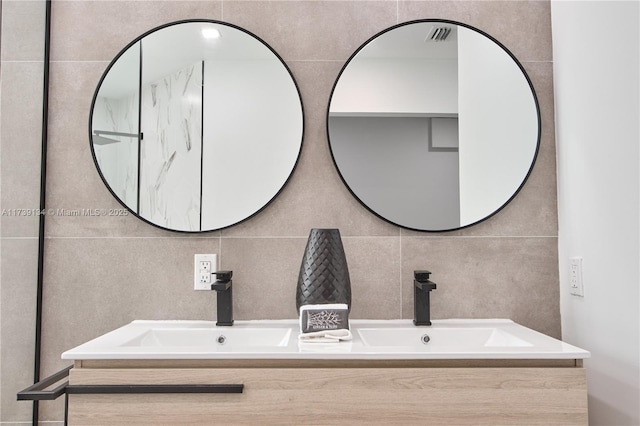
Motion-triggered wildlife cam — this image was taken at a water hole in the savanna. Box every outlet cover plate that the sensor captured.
[194,254,217,290]
[569,257,584,297]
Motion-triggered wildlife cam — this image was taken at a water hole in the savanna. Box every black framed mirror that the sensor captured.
[90,20,304,232]
[327,19,540,232]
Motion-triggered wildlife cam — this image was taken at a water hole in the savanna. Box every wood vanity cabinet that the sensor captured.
[67,358,587,425]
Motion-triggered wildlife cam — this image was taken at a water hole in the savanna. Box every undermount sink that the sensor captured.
[121,327,292,348]
[356,327,533,348]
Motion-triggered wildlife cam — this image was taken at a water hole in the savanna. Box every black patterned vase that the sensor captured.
[296,228,351,313]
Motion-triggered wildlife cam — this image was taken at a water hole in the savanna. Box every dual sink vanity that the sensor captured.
[20,14,587,425]
[57,319,589,425]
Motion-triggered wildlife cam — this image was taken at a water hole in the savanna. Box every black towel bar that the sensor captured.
[18,365,244,424]
[18,365,244,401]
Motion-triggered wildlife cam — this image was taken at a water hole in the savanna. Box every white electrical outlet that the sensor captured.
[194,254,217,290]
[569,257,584,297]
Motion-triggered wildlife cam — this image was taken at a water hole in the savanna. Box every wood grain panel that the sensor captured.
[68,367,587,425]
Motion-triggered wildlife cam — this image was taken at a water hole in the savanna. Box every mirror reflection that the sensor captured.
[328,20,540,231]
[91,21,304,232]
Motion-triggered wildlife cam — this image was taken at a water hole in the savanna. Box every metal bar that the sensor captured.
[64,393,69,426]
[93,130,139,138]
[18,365,244,401]
[19,382,244,399]
[18,381,69,401]
[34,0,52,422]
[18,366,72,401]
[65,384,244,395]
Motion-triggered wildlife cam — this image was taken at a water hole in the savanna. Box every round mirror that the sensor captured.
[327,20,540,232]
[90,20,304,232]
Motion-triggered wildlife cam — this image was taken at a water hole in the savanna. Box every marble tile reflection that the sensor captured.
[92,94,139,208]
[139,63,202,231]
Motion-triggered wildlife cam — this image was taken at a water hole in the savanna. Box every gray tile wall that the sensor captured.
[1,0,558,422]
[1,0,46,422]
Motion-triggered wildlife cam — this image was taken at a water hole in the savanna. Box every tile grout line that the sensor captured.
[1,60,47,63]
[33,60,110,63]
[33,235,560,240]
[0,237,41,240]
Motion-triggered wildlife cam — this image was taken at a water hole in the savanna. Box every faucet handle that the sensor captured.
[215,270,233,282]
[211,270,233,291]
[414,270,432,282]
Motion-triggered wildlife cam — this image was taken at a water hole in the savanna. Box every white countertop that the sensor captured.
[61,319,590,361]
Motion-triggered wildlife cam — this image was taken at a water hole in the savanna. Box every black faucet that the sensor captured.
[414,270,436,326]
[211,271,233,326]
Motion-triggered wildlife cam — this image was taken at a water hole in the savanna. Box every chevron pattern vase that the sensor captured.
[296,228,351,313]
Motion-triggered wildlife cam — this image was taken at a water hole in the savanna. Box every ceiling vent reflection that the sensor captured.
[426,26,452,42]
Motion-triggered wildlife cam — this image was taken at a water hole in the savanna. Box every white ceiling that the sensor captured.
[98,22,278,99]
[357,22,458,60]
